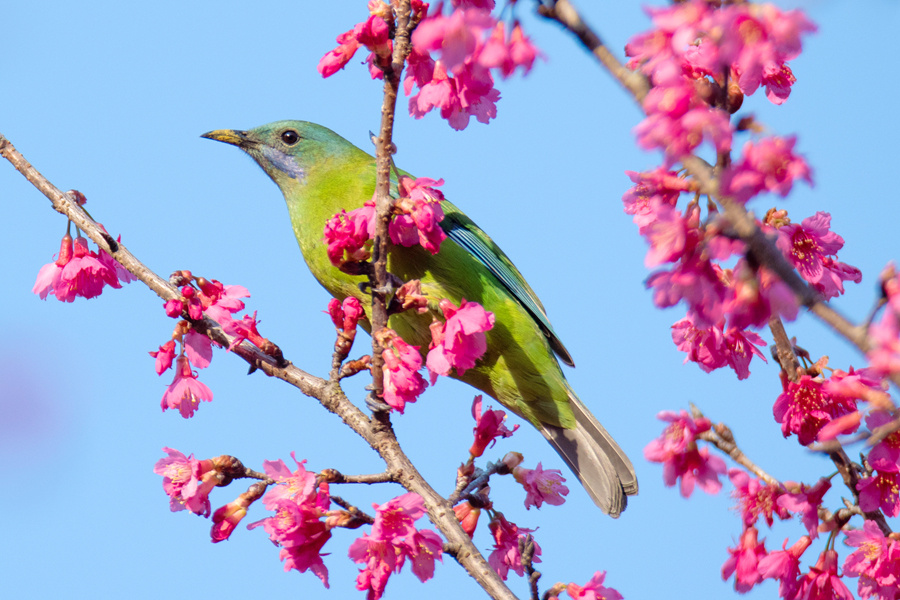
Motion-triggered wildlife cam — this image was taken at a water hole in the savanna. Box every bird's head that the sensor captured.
[201,120,354,191]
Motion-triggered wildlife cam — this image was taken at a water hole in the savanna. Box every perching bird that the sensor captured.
[202,121,637,516]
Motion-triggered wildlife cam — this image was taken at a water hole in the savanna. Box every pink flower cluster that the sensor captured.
[722,136,812,204]
[323,176,447,269]
[33,231,135,302]
[843,520,900,600]
[248,455,334,586]
[488,512,541,580]
[856,411,900,518]
[724,530,857,600]
[348,492,443,600]
[627,1,816,108]
[426,298,494,381]
[390,176,447,253]
[772,373,858,446]
[317,9,399,79]
[376,328,428,413]
[626,166,860,378]
[407,3,539,130]
[318,1,541,130]
[644,410,726,497]
[152,272,261,418]
[768,211,862,301]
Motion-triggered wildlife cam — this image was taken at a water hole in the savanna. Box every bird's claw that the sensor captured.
[365,391,392,413]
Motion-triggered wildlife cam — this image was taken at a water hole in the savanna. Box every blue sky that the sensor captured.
[2,1,899,599]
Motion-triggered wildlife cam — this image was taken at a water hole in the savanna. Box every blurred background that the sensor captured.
[2,0,898,598]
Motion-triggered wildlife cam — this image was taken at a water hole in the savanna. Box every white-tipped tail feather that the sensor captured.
[539,393,637,517]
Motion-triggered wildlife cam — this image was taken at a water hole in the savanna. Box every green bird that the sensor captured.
[202,121,637,516]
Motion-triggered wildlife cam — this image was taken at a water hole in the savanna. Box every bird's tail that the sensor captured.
[538,390,638,517]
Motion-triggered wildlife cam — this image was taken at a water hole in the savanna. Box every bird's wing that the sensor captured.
[439,201,575,367]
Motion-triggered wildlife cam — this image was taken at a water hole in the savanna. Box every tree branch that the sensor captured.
[533,0,900,391]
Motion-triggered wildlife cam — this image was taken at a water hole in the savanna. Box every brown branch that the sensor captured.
[2,127,518,599]
[536,0,649,102]
[690,405,780,487]
[319,469,395,485]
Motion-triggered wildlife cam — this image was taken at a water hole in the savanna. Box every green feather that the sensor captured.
[201,120,637,516]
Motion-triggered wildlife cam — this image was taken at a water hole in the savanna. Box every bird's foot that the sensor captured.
[364,385,392,413]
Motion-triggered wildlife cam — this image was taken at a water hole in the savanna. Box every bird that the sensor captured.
[202,120,637,516]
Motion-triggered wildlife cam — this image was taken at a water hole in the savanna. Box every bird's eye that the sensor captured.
[281,130,300,145]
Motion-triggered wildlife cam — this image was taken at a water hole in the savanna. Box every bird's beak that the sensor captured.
[200,129,249,147]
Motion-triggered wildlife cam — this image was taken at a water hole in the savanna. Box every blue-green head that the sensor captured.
[201,120,358,192]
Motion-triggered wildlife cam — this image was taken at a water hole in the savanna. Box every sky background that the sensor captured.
[2,1,899,599]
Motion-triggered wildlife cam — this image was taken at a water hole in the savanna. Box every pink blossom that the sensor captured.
[408,61,500,130]
[426,298,494,381]
[378,329,428,413]
[857,471,900,517]
[412,7,495,73]
[868,306,900,378]
[843,520,900,600]
[724,326,768,380]
[389,176,447,254]
[56,236,121,300]
[163,298,183,318]
[149,340,177,375]
[348,493,443,600]
[671,316,727,373]
[248,455,332,584]
[514,462,569,509]
[211,493,252,542]
[721,136,812,204]
[866,410,900,473]
[644,410,726,496]
[180,285,203,320]
[758,536,812,600]
[318,29,361,78]
[635,104,732,164]
[160,356,214,418]
[184,329,212,369]
[223,311,269,351]
[647,255,730,329]
[247,498,333,587]
[774,212,861,300]
[642,203,687,267]
[722,526,767,593]
[728,262,799,330]
[328,296,365,332]
[488,513,541,580]
[469,395,517,457]
[153,447,219,517]
[260,454,325,511]
[323,204,374,268]
[478,22,540,78]
[201,281,250,322]
[777,478,831,539]
[795,550,855,600]
[816,411,863,442]
[453,501,480,538]
[728,469,788,528]
[318,15,391,79]
[566,571,623,600]
[773,374,857,446]
[33,233,72,300]
[622,168,692,233]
